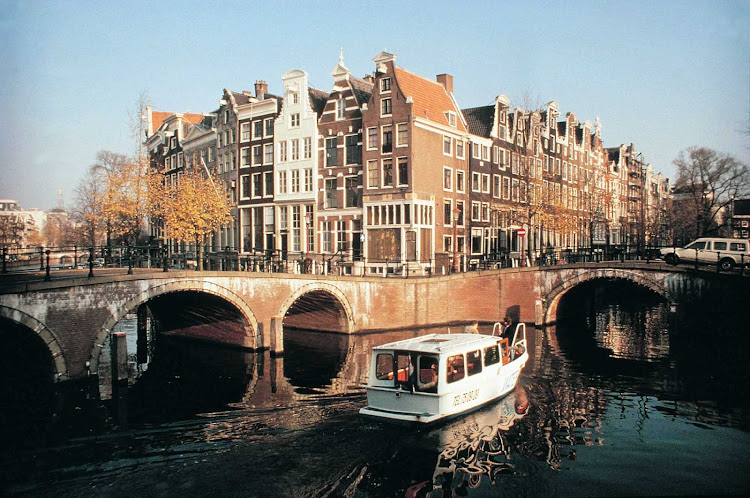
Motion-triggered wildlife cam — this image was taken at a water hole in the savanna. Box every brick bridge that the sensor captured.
[0,263,711,385]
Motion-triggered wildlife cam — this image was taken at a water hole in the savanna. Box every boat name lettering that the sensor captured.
[452,389,479,407]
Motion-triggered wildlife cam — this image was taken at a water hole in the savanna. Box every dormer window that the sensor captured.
[446,111,457,128]
[380,77,391,93]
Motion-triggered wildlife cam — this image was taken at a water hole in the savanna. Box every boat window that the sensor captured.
[375,353,393,380]
[417,355,439,393]
[446,354,465,383]
[484,344,500,366]
[396,352,412,389]
[466,350,482,376]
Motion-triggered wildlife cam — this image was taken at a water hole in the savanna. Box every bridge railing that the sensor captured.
[3,243,747,278]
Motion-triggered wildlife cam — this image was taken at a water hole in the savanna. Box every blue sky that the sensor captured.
[1,0,748,210]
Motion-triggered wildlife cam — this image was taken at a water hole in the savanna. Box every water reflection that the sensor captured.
[406,386,530,497]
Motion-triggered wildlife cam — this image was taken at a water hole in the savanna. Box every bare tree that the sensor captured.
[672,147,749,240]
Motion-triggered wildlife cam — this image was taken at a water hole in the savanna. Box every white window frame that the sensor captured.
[443,136,452,156]
[443,166,453,191]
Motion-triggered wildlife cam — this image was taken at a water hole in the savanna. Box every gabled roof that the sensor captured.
[350,75,373,107]
[150,111,172,133]
[462,105,494,138]
[308,87,330,115]
[394,66,467,132]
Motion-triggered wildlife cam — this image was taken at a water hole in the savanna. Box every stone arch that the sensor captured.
[543,268,673,325]
[0,305,69,382]
[278,282,355,334]
[89,279,260,373]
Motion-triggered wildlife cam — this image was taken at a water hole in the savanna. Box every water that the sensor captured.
[2,288,750,497]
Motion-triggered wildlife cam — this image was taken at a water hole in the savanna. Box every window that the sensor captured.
[290,92,299,104]
[241,123,249,143]
[346,134,361,164]
[472,172,480,192]
[326,137,338,166]
[325,178,338,208]
[493,146,499,163]
[278,171,287,194]
[731,242,747,251]
[263,144,273,164]
[252,145,262,166]
[252,172,262,198]
[482,145,489,161]
[443,136,452,155]
[456,140,464,158]
[304,169,313,192]
[336,220,347,252]
[446,354,465,383]
[365,160,378,188]
[303,137,312,159]
[456,170,465,193]
[240,147,251,168]
[375,353,393,380]
[481,202,489,222]
[446,111,457,127]
[264,118,274,137]
[471,228,482,254]
[382,159,393,187]
[345,176,360,207]
[381,97,392,116]
[444,199,453,226]
[279,142,287,162]
[394,122,408,147]
[337,97,346,119]
[382,125,393,154]
[471,201,480,221]
[484,345,500,366]
[397,157,408,186]
[455,200,464,226]
[290,113,300,127]
[443,167,453,190]
[472,143,480,159]
[264,171,273,197]
[208,146,215,162]
[367,127,378,149]
[512,178,519,201]
[322,221,332,252]
[290,170,300,194]
[493,175,501,198]
[291,139,300,161]
[240,175,251,199]
[380,77,391,92]
[253,120,262,139]
[417,355,439,393]
[481,174,490,193]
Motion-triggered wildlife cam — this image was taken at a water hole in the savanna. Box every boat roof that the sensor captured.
[372,333,500,355]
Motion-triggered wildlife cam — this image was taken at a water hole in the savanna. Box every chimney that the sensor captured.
[436,73,453,94]
[363,74,374,84]
[255,80,268,99]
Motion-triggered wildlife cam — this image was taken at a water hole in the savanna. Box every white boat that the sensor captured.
[360,323,529,423]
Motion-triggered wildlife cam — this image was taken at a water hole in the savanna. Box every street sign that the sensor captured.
[517,228,527,237]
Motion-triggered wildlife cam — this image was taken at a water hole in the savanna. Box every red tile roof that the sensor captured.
[151,111,204,134]
[394,66,466,132]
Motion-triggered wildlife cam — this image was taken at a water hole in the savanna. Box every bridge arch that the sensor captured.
[543,268,674,325]
[89,279,260,373]
[0,305,69,382]
[278,282,355,334]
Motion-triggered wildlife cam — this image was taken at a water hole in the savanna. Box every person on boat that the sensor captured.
[463,320,479,334]
[501,316,516,340]
[420,362,438,391]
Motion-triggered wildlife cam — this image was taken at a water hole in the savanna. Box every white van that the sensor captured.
[661,237,749,271]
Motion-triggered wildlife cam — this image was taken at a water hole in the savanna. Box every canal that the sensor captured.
[2,281,749,496]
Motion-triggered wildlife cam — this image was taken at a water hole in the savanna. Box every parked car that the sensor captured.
[660,237,749,271]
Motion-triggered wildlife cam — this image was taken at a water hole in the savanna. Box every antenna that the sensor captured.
[57,188,64,210]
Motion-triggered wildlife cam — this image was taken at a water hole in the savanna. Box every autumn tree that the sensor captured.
[148,165,232,270]
[671,147,749,241]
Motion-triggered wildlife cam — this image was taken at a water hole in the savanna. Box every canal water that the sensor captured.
[2,283,749,497]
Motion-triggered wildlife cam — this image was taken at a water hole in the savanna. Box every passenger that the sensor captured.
[421,363,438,391]
[502,316,516,341]
[463,321,479,334]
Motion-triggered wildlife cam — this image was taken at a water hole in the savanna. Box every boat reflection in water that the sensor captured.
[406,385,530,497]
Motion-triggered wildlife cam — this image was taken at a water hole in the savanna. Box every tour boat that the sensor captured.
[359,323,529,423]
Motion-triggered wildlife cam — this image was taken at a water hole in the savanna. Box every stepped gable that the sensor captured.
[462,105,494,138]
[393,66,466,132]
[308,87,330,115]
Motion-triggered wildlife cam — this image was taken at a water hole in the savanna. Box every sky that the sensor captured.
[1,0,748,211]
